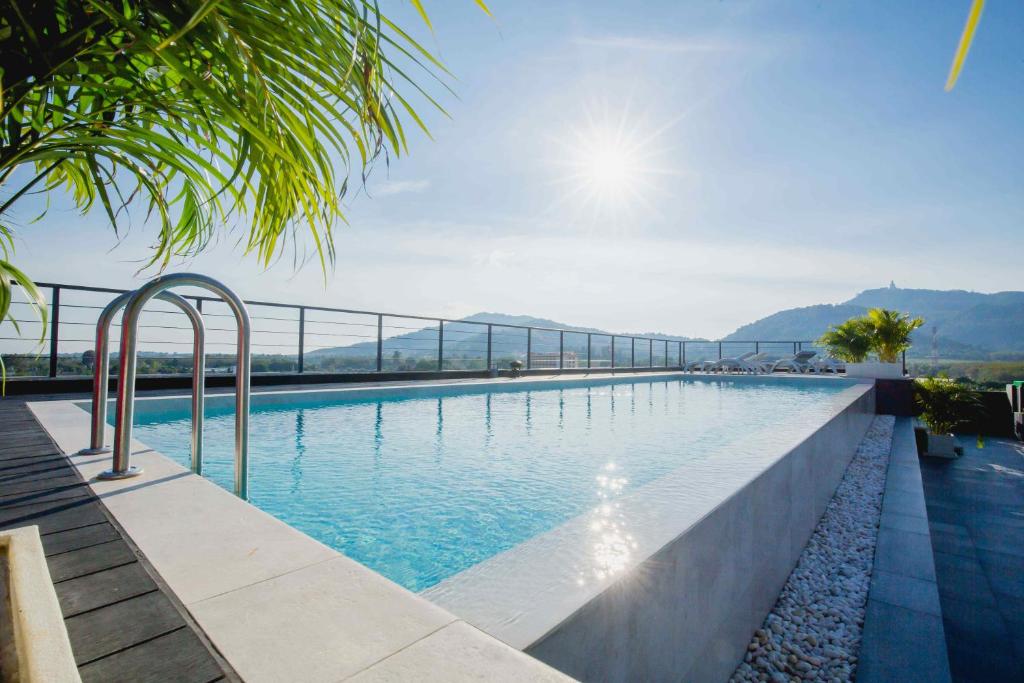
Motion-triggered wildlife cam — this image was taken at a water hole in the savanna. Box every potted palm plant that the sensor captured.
[915,377,981,458]
[861,308,924,378]
[820,308,923,379]
[818,318,873,366]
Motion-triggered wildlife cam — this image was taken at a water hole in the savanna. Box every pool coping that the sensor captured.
[29,371,867,682]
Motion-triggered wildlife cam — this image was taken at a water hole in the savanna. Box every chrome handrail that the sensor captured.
[100,273,252,499]
[80,291,206,475]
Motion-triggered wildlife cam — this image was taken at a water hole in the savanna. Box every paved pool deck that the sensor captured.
[920,435,1024,682]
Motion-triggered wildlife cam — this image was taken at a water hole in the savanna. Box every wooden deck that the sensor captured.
[0,400,235,682]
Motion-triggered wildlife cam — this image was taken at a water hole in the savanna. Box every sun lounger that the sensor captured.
[706,351,757,373]
[770,350,817,374]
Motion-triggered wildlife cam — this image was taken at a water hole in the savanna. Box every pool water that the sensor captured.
[130,377,853,591]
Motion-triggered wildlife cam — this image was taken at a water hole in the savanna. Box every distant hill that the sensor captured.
[308,312,695,360]
[308,287,1024,363]
[723,286,1024,360]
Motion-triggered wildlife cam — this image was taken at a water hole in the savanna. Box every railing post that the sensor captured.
[48,286,60,377]
[631,338,635,368]
[611,337,615,369]
[587,333,592,369]
[718,341,722,360]
[793,341,797,354]
[649,338,653,368]
[559,330,564,370]
[297,306,305,373]
[664,340,668,368]
[902,350,907,376]
[438,320,444,371]
[487,324,493,370]
[680,341,685,368]
[376,314,383,372]
[755,341,759,355]
[526,327,532,370]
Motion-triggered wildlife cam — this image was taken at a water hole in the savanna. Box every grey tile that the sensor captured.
[934,563,997,608]
[932,550,984,576]
[869,569,941,616]
[875,527,937,582]
[929,521,970,537]
[858,599,951,683]
[940,595,1013,648]
[946,642,1024,683]
[930,528,979,560]
[882,491,928,520]
[881,510,930,535]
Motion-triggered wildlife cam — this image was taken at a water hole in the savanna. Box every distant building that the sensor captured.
[889,280,897,289]
[529,351,578,369]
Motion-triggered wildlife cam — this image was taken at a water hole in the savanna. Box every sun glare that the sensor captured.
[551,107,674,220]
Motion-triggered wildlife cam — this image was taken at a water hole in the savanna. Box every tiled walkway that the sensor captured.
[920,436,1024,683]
[0,400,235,682]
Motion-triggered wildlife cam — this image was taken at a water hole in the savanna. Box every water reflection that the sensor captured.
[289,409,307,494]
[577,460,636,586]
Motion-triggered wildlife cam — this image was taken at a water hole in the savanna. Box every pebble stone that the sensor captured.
[730,416,894,683]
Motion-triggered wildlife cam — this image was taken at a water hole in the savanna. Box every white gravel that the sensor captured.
[730,415,894,683]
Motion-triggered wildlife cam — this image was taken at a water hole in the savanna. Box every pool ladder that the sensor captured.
[81,274,253,499]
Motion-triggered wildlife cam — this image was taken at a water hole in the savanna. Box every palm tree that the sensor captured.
[0,0,487,359]
[866,308,924,363]
[818,318,874,363]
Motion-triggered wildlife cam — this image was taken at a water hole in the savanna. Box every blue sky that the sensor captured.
[9,1,1023,339]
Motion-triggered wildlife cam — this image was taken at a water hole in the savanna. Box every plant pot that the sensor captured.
[926,432,958,459]
[845,362,903,379]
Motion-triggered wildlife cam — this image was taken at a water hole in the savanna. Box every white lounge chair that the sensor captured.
[809,356,845,374]
[706,351,757,373]
[770,350,817,374]
[738,352,773,374]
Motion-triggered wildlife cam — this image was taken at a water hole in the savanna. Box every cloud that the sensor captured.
[372,179,431,197]
[572,35,736,53]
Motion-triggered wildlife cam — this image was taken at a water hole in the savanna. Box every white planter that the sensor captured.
[844,362,903,379]
[926,432,958,458]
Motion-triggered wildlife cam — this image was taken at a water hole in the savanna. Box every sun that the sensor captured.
[550,108,673,219]
[575,127,642,199]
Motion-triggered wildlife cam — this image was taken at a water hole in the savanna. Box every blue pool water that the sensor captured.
[130,377,853,591]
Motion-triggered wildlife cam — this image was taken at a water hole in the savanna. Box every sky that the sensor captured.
[7,1,1023,340]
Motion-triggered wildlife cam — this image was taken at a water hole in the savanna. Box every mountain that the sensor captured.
[308,312,695,360]
[308,287,1023,363]
[723,286,1024,359]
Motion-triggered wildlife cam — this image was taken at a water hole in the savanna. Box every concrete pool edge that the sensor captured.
[27,399,573,682]
[83,369,857,417]
[424,379,876,681]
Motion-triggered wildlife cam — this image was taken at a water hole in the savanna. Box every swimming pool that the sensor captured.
[128,375,857,592]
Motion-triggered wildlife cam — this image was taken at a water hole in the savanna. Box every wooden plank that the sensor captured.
[0,498,108,535]
[0,454,69,472]
[77,627,225,683]
[56,563,157,618]
[65,591,186,665]
[0,449,66,464]
[0,460,74,481]
[0,467,82,487]
[0,481,91,508]
[42,523,121,556]
[0,473,82,498]
[47,539,137,583]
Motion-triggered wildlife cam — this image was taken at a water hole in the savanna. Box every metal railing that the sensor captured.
[2,281,830,380]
